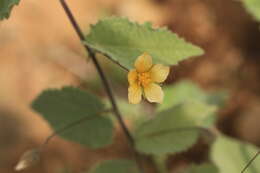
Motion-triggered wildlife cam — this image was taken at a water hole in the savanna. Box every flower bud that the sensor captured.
[14,148,40,171]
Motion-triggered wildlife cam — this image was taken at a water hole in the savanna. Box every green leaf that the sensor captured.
[32,87,113,148]
[59,115,113,148]
[32,87,104,128]
[88,160,140,173]
[158,80,228,112]
[183,163,219,173]
[104,97,143,119]
[104,97,148,129]
[85,17,204,69]
[210,135,260,173]
[243,0,260,21]
[134,101,216,155]
[0,0,20,20]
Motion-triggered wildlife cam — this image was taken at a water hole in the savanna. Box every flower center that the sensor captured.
[138,72,152,87]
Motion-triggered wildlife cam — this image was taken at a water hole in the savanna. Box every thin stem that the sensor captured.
[59,0,133,146]
[241,151,260,173]
[153,155,168,173]
[40,109,112,149]
[94,50,129,71]
[59,0,144,172]
[59,0,128,72]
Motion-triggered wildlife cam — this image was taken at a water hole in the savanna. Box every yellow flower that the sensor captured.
[128,52,170,104]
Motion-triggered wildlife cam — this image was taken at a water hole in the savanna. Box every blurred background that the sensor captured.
[1,0,260,172]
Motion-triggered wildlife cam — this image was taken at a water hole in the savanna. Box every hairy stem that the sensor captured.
[59,0,144,172]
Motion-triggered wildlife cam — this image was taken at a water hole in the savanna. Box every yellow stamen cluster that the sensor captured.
[138,72,152,87]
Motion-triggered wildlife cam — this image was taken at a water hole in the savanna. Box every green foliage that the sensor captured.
[32,87,113,148]
[211,135,260,173]
[32,87,104,128]
[58,116,113,148]
[0,0,20,20]
[88,160,140,173]
[85,17,204,70]
[104,97,144,119]
[243,0,260,21]
[158,80,228,112]
[183,163,219,173]
[134,101,216,155]
[104,97,148,129]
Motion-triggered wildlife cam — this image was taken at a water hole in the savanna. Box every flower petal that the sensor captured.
[134,52,153,73]
[150,64,170,83]
[128,69,138,85]
[128,84,142,104]
[144,83,164,103]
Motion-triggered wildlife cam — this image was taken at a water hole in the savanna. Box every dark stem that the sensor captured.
[59,0,144,172]
[241,151,260,173]
[59,0,134,146]
[59,0,128,72]
[93,50,129,71]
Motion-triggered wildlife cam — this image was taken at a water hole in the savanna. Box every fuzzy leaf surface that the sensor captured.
[211,135,260,173]
[134,101,216,155]
[32,87,113,148]
[183,163,219,173]
[158,80,228,112]
[85,17,204,69]
[88,160,140,173]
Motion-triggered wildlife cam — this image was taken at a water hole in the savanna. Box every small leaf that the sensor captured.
[134,101,216,155]
[210,135,260,173]
[0,0,20,20]
[85,17,204,70]
[183,163,219,173]
[32,87,113,148]
[243,0,260,21]
[158,80,228,112]
[88,160,140,173]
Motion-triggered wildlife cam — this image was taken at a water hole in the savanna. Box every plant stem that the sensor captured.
[59,0,144,172]
[153,155,168,173]
[241,150,260,173]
